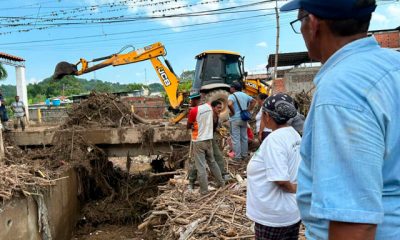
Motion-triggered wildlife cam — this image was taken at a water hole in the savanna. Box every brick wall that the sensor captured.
[374,31,400,49]
[273,78,286,93]
[123,96,166,119]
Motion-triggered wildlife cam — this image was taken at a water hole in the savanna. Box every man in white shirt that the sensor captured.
[187,92,224,195]
[11,95,26,131]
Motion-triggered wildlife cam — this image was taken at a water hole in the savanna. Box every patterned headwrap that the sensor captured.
[262,93,297,124]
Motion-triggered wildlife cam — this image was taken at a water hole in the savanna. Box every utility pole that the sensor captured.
[272,0,280,93]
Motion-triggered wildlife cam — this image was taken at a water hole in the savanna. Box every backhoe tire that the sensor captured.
[205,90,230,122]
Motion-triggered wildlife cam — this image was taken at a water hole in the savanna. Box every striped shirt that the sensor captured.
[11,101,25,117]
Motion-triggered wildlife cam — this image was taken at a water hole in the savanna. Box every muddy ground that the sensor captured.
[73,224,158,240]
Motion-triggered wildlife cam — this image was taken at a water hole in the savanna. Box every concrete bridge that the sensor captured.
[7,124,191,157]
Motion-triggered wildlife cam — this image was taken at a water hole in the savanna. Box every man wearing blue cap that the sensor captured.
[281,0,400,239]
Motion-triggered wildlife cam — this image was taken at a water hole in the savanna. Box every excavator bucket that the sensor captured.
[53,61,78,80]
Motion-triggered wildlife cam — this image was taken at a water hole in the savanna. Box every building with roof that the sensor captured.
[266,26,400,94]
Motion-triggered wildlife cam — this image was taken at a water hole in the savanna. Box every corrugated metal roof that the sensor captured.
[369,26,400,34]
[0,52,25,62]
[267,52,317,68]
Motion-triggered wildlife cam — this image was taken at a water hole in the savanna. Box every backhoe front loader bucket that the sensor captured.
[53,61,78,80]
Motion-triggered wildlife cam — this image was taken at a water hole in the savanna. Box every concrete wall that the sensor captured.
[9,125,191,157]
[0,168,80,240]
[29,108,69,124]
[284,67,320,94]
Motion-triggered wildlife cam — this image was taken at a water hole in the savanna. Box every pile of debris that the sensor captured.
[0,137,59,201]
[0,92,161,202]
[139,165,254,240]
[140,159,306,240]
[0,129,108,202]
[62,91,150,128]
[294,89,313,117]
[0,163,55,201]
[0,91,184,239]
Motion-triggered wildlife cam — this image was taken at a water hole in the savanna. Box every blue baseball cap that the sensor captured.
[188,91,201,99]
[281,0,376,19]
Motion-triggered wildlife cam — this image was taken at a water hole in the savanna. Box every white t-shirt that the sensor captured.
[255,109,272,133]
[246,126,301,227]
[187,103,213,142]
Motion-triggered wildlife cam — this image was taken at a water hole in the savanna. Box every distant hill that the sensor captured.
[0,76,164,104]
[0,69,195,104]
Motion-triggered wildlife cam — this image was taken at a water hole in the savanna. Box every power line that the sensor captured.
[0,0,275,35]
[3,16,285,49]
[0,0,273,22]
[0,12,277,46]
[1,0,393,48]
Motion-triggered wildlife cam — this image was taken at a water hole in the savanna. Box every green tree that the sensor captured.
[126,83,146,92]
[0,84,16,97]
[178,81,192,93]
[148,83,164,93]
[0,64,7,80]
[180,70,195,82]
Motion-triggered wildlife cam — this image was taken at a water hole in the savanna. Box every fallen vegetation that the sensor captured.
[62,91,151,128]
[142,171,253,240]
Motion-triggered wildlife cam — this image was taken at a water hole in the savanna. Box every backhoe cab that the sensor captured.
[193,51,270,119]
[193,51,245,93]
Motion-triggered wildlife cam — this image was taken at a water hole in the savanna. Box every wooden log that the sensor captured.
[235,174,243,183]
[230,194,246,203]
[169,178,189,185]
[150,171,181,178]
[179,216,207,240]
[138,217,153,230]
[174,218,190,225]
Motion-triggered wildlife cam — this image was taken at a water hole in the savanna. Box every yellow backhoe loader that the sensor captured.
[53,42,270,123]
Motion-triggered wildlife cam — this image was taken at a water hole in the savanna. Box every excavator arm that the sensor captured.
[53,42,183,110]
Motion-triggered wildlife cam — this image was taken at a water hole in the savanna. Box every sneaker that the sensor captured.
[200,190,209,196]
[187,183,194,192]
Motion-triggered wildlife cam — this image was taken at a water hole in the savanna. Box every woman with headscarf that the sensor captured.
[246,93,302,240]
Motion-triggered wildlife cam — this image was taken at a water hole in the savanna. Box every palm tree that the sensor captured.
[0,64,7,80]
